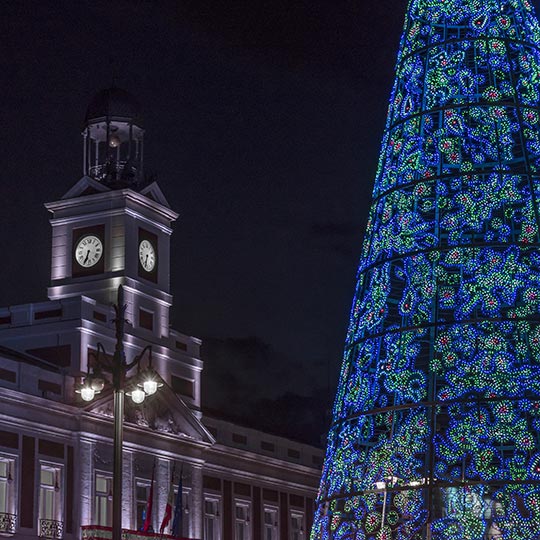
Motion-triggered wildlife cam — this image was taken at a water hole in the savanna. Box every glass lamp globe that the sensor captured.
[109,134,121,148]
[91,377,105,392]
[80,387,95,402]
[143,380,159,395]
[130,388,146,404]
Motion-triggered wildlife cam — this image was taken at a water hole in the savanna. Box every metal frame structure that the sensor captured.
[312,1,540,539]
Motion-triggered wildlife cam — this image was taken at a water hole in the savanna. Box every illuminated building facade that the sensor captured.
[312,1,540,539]
[0,88,322,540]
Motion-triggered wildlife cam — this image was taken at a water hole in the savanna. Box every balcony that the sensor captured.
[39,519,64,539]
[0,513,16,534]
[81,525,197,540]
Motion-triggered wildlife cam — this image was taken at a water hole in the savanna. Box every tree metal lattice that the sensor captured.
[312,1,540,539]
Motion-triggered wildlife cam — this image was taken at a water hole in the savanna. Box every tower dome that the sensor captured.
[82,87,145,188]
[85,87,143,126]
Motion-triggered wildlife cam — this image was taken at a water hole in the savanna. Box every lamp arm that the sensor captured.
[126,345,153,371]
[94,342,112,371]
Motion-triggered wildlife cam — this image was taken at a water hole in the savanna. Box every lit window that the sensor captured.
[94,474,112,526]
[235,502,250,540]
[204,498,220,540]
[290,513,304,540]
[263,507,278,540]
[38,464,63,538]
[0,457,16,533]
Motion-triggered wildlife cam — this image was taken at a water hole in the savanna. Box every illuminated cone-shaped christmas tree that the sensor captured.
[312,1,540,539]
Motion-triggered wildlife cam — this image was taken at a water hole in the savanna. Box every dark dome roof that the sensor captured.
[85,87,143,125]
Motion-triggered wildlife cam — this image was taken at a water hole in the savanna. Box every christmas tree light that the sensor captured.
[312,1,540,539]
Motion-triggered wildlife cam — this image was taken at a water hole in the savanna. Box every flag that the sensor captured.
[143,462,155,532]
[160,466,176,533]
[171,465,183,537]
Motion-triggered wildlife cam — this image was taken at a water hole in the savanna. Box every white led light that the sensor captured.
[143,380,158,395]
[80,387,95,402]
[130,388,146,404]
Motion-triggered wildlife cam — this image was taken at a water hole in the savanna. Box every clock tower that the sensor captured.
[45,87,179,339]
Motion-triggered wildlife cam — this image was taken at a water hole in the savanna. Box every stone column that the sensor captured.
[79,439,94,526]
[155,458,170,532]
[122,451,134,529]
[190,464,203,539]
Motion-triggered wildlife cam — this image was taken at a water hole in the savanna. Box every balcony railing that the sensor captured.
[81,525,197,540]
[0,513,17,534]
[39,519,64,539]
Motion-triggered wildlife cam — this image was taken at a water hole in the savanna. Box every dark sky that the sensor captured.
[4,1,540,444]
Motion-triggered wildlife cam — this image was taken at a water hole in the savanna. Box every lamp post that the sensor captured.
[76,286,162,540]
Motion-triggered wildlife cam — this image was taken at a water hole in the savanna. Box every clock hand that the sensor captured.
[84,250,90,263]
[145,254,149,265]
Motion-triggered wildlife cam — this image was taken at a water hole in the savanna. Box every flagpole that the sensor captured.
[171,463,184,539]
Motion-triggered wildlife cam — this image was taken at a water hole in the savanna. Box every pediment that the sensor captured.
[139,182,171,208]
[86,377,214,445]
[62,176,111,200]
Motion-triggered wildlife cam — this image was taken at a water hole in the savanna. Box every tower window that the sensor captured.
[175,341,187,351]
[139,309,153,331]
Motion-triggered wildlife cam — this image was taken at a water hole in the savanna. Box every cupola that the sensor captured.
[82,87,144,188]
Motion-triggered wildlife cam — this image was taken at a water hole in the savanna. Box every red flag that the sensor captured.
[142,463,155,532]
[160,476,175,533]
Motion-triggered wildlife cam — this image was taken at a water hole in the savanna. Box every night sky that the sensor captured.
[4,1,540,445]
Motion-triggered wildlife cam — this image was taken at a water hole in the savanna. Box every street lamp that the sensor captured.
[76,286,162,540]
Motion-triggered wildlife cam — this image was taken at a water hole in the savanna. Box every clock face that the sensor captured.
[75,235,103,268]
[139,239,156,272]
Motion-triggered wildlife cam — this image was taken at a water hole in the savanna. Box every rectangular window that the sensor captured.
[0,368,16,383]
[0,456,16,532]
[136,482,151,532]
[93,311,107,322]
[175,341,187,351]
[204,497,220,540]
[171,375,194,398]
[290,513,304,540]
[232,433,247,445]
[260,441,275,452]
[263,507,278,540]
[287,448,300,459]
[235,502,250,540]
[139,309,154,331]
[38,463,63,537]
[94,474,112,527]
[34,309,62,320]
[38,380,62,395]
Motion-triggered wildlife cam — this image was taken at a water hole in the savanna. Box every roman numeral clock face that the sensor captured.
[75,235,103,268]
[139,239,156,272]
